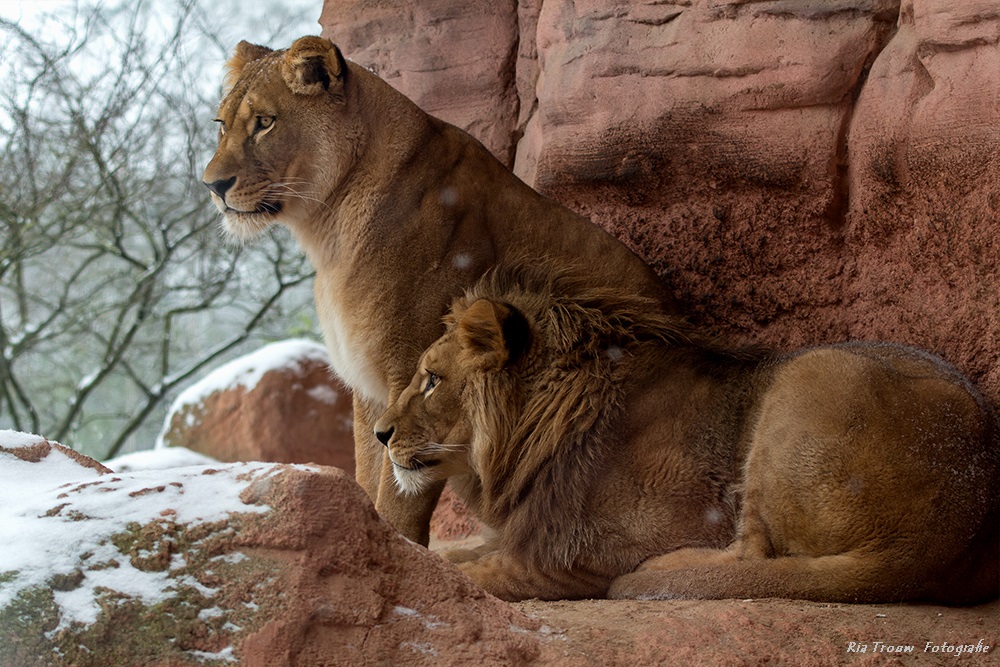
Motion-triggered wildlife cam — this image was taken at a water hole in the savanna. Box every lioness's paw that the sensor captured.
[636,547,736,572]
[439,547,481,564]
[607,571,682,601]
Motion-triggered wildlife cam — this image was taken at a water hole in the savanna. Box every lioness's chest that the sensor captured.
[314,274,389,404]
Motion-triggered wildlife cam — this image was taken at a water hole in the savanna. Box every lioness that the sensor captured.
[201,37,672,544]
[375,264,1000,603]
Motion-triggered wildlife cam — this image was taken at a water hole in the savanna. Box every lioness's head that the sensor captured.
[202,36,356,241]
[374,298,531,495]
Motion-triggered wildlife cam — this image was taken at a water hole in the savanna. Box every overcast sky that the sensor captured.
[0,0,321,52]
[0,0,323,114]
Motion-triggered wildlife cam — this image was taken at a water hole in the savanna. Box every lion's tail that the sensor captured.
[607,547,999,606]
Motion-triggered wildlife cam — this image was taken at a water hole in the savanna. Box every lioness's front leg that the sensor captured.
[354,395,443,545]
[458,552,609,601]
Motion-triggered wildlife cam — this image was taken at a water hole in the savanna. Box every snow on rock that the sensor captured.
[0,429,48,449]
[156,339,356,474]
[0,435,549,666]
[1,429,112,474]
[155,338,332,449]
[0,440,275,631]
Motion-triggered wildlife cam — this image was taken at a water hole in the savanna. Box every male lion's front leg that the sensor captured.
[457,552,609,602]
[353,395,443,545]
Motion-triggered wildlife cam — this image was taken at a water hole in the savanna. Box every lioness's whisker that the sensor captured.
[265,181,333,212]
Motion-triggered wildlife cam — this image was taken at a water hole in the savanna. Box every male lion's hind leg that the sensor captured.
[608,552,920,604]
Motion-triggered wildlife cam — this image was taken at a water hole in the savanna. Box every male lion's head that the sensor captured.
[374,298,531,496]
[202,36,355,241]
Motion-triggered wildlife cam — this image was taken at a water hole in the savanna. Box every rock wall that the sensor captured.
[320,0,1000,404]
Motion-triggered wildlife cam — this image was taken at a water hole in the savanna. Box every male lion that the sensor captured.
[201,37,672,545]
[374,264,1000,603]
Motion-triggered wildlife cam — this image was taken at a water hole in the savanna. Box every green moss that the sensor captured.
[48,569,84,592]
[110,520,177,572]
[0,586,61,667]
[1,513,286,665]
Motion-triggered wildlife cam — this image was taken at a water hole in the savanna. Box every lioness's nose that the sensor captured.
[375,426,394,447]
[204,176,236,199]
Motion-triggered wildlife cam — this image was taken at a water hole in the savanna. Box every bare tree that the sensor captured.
[0,1,316,459]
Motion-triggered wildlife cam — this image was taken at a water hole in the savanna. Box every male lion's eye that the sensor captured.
[254,115,275,133]
[423,372,440,394]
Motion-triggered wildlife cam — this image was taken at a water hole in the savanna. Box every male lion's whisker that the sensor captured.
[423,442,463,454]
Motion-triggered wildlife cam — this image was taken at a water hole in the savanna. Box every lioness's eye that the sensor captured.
[423,372,440,394]
[254,115,275,133]
[213,118,226,136]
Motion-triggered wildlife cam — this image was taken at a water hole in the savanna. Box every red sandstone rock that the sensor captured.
[845,0,1000,396]
[0,439,547,666]
[517,598,1000,666]
[321,0,521,165]
[320,0,1000,407]
[0,430,112,474]
[430,483,483,542]
[158,340,355,475]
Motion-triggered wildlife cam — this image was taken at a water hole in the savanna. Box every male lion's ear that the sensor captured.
[458,299,530,371]
[225,41,273,93]
[282,36,347,102]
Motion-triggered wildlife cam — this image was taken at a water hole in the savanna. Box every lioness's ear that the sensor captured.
[225,41,273,93]
[282,36,347,102]
[458,299,530,371]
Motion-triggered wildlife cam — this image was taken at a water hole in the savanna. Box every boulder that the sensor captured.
[0,430,547,666]
[158,340,355,475]
[319,0,1000,405]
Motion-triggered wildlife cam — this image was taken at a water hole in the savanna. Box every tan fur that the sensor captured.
[202,37,672,545]
[376,264,1000,603]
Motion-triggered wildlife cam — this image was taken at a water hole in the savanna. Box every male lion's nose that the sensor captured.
[375,426,394,447]
[204,176,236,200]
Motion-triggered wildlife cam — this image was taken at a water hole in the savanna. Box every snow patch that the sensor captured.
[391,604,448,630]
[213,552,249,565]
[0,429,48,449]
[104,446,220,472]
[306,385,339,405]
[187,646,237,663]
[198,606,225,621]
[401,641,438,657]
[0,444,281,632]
